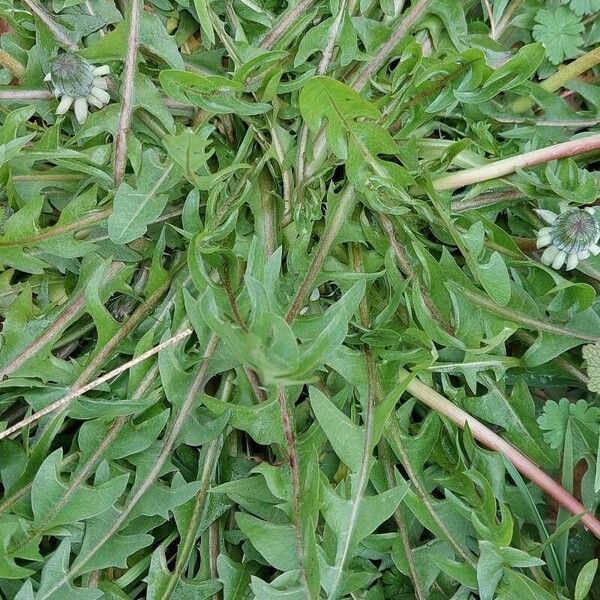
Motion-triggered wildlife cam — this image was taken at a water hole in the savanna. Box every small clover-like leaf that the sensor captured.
[568,0,600,16]
[532,7,584,64]
[538,398,600,449]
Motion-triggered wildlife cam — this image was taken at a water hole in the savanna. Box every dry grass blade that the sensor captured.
[0,328,193,441]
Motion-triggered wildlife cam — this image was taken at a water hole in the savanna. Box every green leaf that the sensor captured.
[0,285,60,374]
[575,559,598,600]
[235,513,299,572]
[321,482,408,561]
[251,573,307,599]
[35,539,103,600]
[81,9,183,68]
[107,179,168,244]
[78,410,169,461]
[478,252,511,306]
[217,554,254,600]
[77,506,153,574]
[5,2,600,598]
[139,10,185,69]
[582,343,600,393]
[298,76,380,158]
[159,70,271,115]
[107,150,172,244]
[455,44,545,103]
[309,386,364,472]
[497,570,561,600]
[201,393,286,446]
[538,398,600,450]
[477,541,545,600]
[162,130,213,181]
[0,198,47,273]
[128,474,202,521]
[31,450,128,529]
[295,281,365,376]
[1,134,36,166]
[568,0,600,16]
[0,516,38,579]
[145,546,221,600]
[192,0,215,45]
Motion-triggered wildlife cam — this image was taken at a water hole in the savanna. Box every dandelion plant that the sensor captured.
[1,0,600,599]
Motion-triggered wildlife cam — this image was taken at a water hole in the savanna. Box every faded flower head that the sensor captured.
[44,53,110,125]
[535,206,600,271]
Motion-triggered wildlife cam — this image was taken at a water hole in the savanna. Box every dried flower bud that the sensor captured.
[44,54,111,125]
[536,206,600,271]
[50,53,95,99]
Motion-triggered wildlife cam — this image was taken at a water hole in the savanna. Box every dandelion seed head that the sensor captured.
[536,206,600,271]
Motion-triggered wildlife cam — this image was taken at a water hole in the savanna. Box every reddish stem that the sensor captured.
[406,374,600,539]
[434,133,600,190]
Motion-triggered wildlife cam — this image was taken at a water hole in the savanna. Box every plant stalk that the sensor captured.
[433,133,600,191]
[512,47,600,113]
[113,0,141,186]
[0,51,25,78]
[404,372,600,539]
[260,0,318,49]
[21,0,77,50]
[0,89,53,100]
[0,327,193,440]
[351,0,433,90]
[460,287,600,344]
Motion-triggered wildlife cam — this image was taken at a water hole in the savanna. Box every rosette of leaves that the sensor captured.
[0,0,599,599]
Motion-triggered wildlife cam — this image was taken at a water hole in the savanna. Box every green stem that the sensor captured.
[351,0,433,90]
[379,440,428,600]
[493,0,524,40]
[276,384,306,579]
[161,433,225,599]
[0,262,123,381]
[114,0,141,185]
[459,286,600,344]
[384,419,476,565]
[0,208,111,248]
[286,185,357,322]
[451,190,524,213]
[11,173,80,182]
[260,0,318,49]
[512,47,600,113]
[328,245,377,600]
